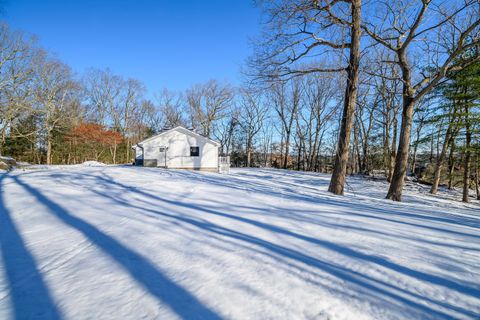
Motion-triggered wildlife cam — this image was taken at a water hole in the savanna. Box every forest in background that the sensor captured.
[0,0,479,202]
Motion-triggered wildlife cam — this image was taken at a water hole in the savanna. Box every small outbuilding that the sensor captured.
[132,126,220,172]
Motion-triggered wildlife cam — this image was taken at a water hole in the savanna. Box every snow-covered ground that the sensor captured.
[0,165,478,319]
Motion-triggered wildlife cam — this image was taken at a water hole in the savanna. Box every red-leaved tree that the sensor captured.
[67,123,124,164]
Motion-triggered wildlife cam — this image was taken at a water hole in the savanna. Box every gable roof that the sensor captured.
[136,126,220,147]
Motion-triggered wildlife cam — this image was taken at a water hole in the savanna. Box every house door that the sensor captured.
[157,146,167,167]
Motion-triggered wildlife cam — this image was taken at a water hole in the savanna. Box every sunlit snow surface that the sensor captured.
[0,166,479,319]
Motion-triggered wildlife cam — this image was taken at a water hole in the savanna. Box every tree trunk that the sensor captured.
[46,133,53,165]
[388,113,398,182]
[126,138,130,164]
[447,138,456,190]
[430,122,453,194]
[429,128,435,164]
[386,96,414,201]
[0,128,6,157]
[411,125,422,174]
[383,115,391,178]
[112,143,117,165]
[279,134,284,168]
[475,155,480,200]
[411,145,418,176]
[310,122,321,171]
[246,136,252,167]
[283,132,291,169]
[297,142,301,171]
[462,151,471,202]
[462,105,471,203]
[362,139,369,174]
[353,123,362,174]
[328,0,361,195]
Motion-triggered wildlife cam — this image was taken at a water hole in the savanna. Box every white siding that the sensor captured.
[139,128,219,170]
[134,146,143,161]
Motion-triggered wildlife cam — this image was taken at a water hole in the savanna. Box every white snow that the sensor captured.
[79,161,107,167]
[15,161,30,166]
[0,166,478,319]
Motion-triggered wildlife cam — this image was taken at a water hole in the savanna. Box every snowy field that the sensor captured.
[0,165,479,320]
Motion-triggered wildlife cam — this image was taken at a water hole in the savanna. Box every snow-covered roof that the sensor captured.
[135,126,220,147]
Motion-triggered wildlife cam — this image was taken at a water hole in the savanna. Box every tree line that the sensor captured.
[0,0,479,202]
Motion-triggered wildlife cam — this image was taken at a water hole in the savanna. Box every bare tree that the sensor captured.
[83,69,147,162]
[251,0,363,195]
[299,74,339,171]
[363,0,480,201]
[83,68,123,126]
[409,97,432,176]
[354,83,377,174]
[187,80,234,137]
[238,89,269,167]
[369,55,402,181]
[462,100,472,202]
[269,81,301,169]
[327,0,362,194]
[0,24,36,155]
[119,78,146,162]
[430,99,460,194]
[214,114,239,156]
[33,52,77,165]
[155,88,186,128]
[259,119,275,167]
[126,99,158,148]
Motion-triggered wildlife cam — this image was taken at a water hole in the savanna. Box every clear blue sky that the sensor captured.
[2,0,261,96]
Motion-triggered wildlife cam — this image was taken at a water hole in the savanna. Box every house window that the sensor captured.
[190,146,199,157]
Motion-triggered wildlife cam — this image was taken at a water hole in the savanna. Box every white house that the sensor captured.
[132,126,220,171]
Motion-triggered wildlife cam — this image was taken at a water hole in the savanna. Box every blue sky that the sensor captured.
[2,0,261,96]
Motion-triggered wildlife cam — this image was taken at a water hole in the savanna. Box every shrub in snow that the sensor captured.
[0,156,16,170]
[0,161,9,171]
[0,156,16,166]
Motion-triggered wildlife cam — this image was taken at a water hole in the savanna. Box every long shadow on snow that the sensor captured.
[0,174,62,319]
[222,199,480,253]
[48,171,478,319]
[218,201,480,253]
[96,172,480,298]
[85,169,480,293]
[11,174,222,320]
[168,169,480,236]
[195,170,480,227]
[78,177,477,319]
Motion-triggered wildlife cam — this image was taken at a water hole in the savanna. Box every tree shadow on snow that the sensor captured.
[0,174,62,319]
[11,174,222,320]
[46,171,479,319]
[167,169,480,232]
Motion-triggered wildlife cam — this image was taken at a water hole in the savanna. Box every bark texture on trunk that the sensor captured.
[462,105,471,203]
[430,122,454,194]
[328,0,361,195]
[388,114,397,182]
[462,152,471,202]
[386,46,415,201]
[475,156,480,200]
[283,134,290,169]
[386,96,414,201]
[46,134,52,165]
[246,137,252,167]
[447,137,456,189]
